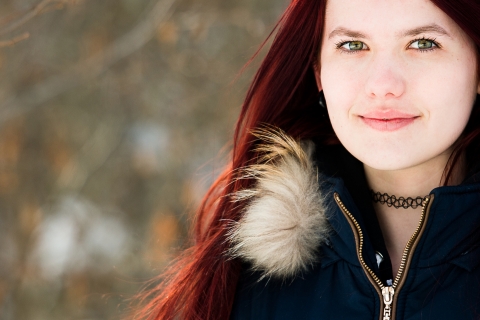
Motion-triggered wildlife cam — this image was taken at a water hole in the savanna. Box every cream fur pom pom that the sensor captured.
[228,128,330,279]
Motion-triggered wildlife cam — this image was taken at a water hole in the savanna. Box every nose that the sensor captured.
[364,54,406,99]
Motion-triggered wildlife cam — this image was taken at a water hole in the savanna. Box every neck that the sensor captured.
[364,151,465,198]
[363,150,465,275]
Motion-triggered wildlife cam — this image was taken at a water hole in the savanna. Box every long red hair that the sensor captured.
[134,0,480,319]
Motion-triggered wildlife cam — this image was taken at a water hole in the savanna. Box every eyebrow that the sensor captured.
[328,23,451,40]
[399,23,450,38]
[328,27,368,40]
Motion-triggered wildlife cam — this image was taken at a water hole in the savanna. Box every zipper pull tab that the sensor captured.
[382,286,395,320]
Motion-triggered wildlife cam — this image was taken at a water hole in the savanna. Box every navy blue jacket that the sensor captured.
[231,146,480,320]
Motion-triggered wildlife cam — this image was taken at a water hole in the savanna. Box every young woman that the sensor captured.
[137,0,480,319]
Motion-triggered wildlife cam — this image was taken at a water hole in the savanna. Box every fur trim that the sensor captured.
[228,127,329,279]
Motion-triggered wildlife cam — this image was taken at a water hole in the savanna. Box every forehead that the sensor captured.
[324,0,453,35]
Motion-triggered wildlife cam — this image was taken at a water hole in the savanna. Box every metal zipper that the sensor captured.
[334,193,433,320]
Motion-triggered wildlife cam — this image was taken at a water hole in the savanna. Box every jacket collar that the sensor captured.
[416,184,480,270]
[325,174,480,274]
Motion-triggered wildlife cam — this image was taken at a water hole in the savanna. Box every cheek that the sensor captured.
[321,62,364,118]
[416,58,477,131]
[428,102,472,148]
[411,46,479,111]
[320,60,366,149]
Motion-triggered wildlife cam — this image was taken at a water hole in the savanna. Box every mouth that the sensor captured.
[359,110,419,132]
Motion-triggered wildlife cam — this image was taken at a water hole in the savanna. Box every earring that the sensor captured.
[318,91,327,109]
[317,91,328,118]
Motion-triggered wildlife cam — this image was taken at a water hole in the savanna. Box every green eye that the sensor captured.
[336,40,369,52]
[410,39,437,50]
[346,41,365,51]
[418,39,432,49]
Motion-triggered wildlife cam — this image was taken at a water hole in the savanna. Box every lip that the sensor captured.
[360,110,419,132]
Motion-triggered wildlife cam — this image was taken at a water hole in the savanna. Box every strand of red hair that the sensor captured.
[131,1,329,319]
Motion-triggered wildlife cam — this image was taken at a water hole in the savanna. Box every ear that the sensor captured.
[313,63,322,91]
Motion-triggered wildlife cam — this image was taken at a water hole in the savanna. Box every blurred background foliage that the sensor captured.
[0,0,287,319]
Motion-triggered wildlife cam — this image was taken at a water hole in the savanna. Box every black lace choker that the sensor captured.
[371,190,428,209]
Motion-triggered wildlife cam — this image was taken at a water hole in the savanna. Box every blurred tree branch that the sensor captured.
[0,0,177,128]
[0,0,72,37]
[55,116,128,194]
[0,32,30,48]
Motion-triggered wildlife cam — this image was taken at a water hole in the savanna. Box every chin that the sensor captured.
[362,161,415,172]
[354,152,426,172]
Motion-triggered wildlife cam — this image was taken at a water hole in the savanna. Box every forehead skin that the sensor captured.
[325,0,436,30]
[322,0,476,51]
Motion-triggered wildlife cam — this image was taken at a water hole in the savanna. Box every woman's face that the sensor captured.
[318,0,480,171]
